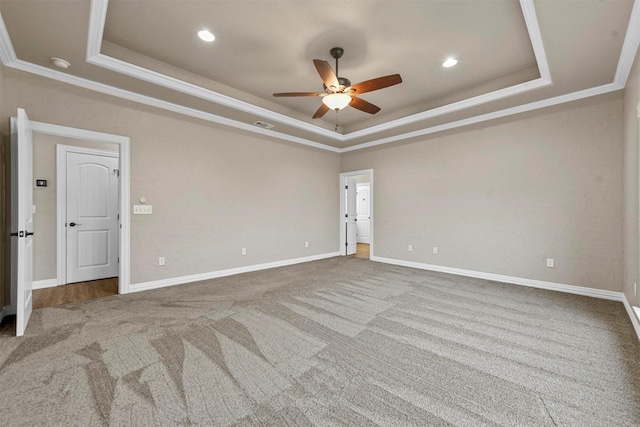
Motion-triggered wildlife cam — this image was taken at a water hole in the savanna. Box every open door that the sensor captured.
[11,109,34,336]
[346,177,357,255]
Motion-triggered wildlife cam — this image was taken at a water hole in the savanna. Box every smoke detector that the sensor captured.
[51,57,70,69]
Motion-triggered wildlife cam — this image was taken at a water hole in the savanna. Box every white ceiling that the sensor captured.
[0,0,638,152]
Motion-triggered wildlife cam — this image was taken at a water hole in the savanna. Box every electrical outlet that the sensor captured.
[408,245,413,252]
[432,247,438,254]
[546,258,554,268]
[305,241,309,248]
[158,257,165,266]
[242,248,247,255]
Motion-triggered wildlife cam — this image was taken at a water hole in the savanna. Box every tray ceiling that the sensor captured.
[0,0,638,152]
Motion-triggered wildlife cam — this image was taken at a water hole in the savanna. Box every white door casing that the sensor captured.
[356,183,370,244]
[346,177,357,255]
[12,109,34,336]
[62,149,119,284]
[339,169,374,257]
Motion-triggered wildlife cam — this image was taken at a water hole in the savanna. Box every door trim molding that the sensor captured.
[30,121,131,294]
[339,169,374,257]
[56,145,119,286]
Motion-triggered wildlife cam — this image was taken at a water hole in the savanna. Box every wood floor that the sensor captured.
[32,277,119,309]
[355,243,370,259]
[31,246,368,310]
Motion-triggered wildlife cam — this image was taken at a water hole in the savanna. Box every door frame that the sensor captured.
[30,120,131,294]
[57,145,120,286]
[339,169,374,256]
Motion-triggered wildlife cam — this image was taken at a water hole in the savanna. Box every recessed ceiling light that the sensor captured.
[197,29,215,42]
[442,57,458,68]
[51,57,70,69]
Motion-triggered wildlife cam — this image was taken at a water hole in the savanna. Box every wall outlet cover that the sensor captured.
[133,204,153,215]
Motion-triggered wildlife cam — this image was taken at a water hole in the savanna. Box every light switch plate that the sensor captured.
[133,205,152,214]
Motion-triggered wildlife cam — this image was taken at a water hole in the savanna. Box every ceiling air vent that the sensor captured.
[252,121,274,130]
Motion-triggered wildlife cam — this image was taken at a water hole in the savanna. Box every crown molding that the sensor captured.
[342,82,622,152]
[0,0,638,153]
[86,0,551,143]
[86,0,341,142]
[5,58,341,153]
[520,0,551,81]
[615,0,640,86]
[0,6,15,64]
[87,0,107,59]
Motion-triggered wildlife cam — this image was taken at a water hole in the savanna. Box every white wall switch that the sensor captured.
[133,205,153,215]
[158,257,165,266]
[242,248,247,255]
[432,246,438,254]
[547,258,554,268]
[305,241,309,248]
[408,245,413,252]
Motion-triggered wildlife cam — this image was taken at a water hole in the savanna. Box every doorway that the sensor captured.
[339,169,373,259]
[56,145,119,286]
[8,109,130,336]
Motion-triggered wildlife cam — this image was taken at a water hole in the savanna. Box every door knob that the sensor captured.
[69,222,81,227]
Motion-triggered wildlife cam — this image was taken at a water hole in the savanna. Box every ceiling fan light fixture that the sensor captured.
[197,29,215,42]
[442,57,458,68]
[322,93,351,111]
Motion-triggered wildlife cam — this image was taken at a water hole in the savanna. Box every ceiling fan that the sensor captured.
[273,47,402,119]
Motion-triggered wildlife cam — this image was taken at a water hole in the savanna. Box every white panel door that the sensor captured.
[356,183,370,244]
[66,152,119,283]
[346,177,357,255]
[12,109,34,336]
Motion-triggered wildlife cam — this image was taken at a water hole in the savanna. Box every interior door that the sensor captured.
[346,177,357,255]
[66,151,119,284]
[11,109,34,337]
[356,183,370,244]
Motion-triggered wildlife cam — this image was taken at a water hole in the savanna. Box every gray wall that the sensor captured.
[0,63,631,298]
[342,92,624,292]
[623,53,640,307]
[32,134,118,281]
[1,67,341,285]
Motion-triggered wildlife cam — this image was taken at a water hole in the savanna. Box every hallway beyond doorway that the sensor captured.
[355,243,370,259]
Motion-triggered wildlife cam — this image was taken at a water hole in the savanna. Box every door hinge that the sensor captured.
[345,185,348,189]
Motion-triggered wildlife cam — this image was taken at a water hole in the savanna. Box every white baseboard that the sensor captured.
[371,256,624,301]
[130,252,341,294]
[32,279,58,290]
[622,295,640,341]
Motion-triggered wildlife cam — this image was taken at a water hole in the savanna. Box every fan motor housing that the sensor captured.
[323,77,351,92]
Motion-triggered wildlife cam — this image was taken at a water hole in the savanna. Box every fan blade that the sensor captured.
[313,59,339,90]
[312,103,330,119]
[348,74,402,95]
[273,92,325,97]
[349,97,381,114]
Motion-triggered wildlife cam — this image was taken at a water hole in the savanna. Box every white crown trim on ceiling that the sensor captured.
[0,0,638,153]
[85,0,554,144]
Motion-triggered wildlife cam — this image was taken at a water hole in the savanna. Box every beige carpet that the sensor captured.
[0,257,639,426]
